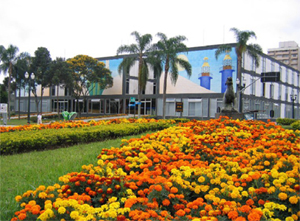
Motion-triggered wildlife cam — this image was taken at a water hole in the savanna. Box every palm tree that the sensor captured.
[215,27,262,112]
[117,31,158,118]
[0,45,19,119]
[13,52,31,119]
[152,33,192,119]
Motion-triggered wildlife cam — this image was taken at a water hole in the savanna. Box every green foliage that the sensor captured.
[276,118,297,125]
[0,122,170,155]
[291,120,300,130]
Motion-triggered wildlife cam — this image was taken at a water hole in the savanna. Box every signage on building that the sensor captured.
[176,102,183,112]
[261,72,280,83]
[0,103,7,113]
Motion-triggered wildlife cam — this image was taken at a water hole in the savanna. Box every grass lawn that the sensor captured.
[0,132,151,221]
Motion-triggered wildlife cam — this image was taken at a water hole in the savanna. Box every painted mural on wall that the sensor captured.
[177,47,237,93]
[90,58,123,95]
[91,47,237,95]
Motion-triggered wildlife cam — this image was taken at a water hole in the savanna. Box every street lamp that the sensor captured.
[25,72,35,124]
[290,94,297,119]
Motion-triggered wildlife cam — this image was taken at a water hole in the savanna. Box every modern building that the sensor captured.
[268,41,300,71]
[15,43,300,120]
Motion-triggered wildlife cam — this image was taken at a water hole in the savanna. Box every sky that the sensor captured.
[1,0,300,82]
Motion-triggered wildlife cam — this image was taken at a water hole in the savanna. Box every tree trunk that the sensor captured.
[7,62,12,120]
[162,59,169,120]
[18,84,21,120]
[137,56,143,119]
[40,87,44,115]
[237,54,242,112]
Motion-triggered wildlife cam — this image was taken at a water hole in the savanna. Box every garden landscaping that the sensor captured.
[1,117,299,221]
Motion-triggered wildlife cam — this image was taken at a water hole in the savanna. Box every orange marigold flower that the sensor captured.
[289,196,298,204]
[228,210,239,220]
[247,212,262,221]
[175,209,185,217]
[278,192,288,200]
[155,185,162,192]
[170,187,178,194]
[18,213,27,220]
[246,199,254,206]
[258,199,265,205]
[235,217,246,221]
[162,199,170,206]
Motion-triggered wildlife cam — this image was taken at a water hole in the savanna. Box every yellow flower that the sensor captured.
[285,217,294,221]
[278,192,288,200]
[70,211,79,219]
[15,195,22,202]
[58,207,66,214]
[198,176,206,183]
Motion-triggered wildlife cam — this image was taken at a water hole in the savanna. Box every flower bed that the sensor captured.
[11,117,300,221]
[0,118,168,133]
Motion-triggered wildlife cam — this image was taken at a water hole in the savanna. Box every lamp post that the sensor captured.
[290,94,297,119]
[25,72,35,124]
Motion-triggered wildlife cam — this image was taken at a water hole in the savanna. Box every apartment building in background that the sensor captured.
[267,41,300,71]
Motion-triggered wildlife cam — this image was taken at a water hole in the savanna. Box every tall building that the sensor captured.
[267,41,300,71]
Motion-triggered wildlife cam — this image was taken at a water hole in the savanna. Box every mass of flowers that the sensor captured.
[11,117,300,221]
[0,117,165,133]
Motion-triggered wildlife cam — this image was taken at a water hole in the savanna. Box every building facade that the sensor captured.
[268,41,300,71]
[15,43,300,120]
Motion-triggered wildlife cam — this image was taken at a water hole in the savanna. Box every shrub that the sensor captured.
[0,122,171,155]
[276,118,297,125]
[291,120,300,130]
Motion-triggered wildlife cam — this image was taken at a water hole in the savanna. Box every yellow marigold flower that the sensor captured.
[241,191,248,197]
[268,186,276,194]
[45,203,52,210]
[15,195,22,202]
[278,192,288,200]
[58,207,66,214]
[39,192,47,199]
[289,196,298,204]
[285,217,294,221]
[264,161,270,166]
[198,176,206,183]
[70,211,79,219]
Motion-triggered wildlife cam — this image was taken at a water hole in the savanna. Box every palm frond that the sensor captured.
[178,58,192,76]
[247,43,263,67]
[215,45,232,60]
[117,57,135,76]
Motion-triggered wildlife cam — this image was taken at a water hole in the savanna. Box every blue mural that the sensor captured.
[178,48,237,93]
[90,58,123,95]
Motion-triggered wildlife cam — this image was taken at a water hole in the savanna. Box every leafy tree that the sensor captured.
[215,28,262,111]
[152,33,192,119]
[30,47,52,114]
[67,55,113,116]
[12,52,31,119]
[47,57,73,118]
[0,44,19,118]
[0,84,8,103]
[117,31,161,118]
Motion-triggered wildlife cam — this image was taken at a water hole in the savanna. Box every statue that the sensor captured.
[221,77,238,113]
[62,111,77,120]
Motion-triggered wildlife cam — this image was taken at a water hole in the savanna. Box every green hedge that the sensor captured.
[0,122,170,155]
[291,120,300,130]
[276,118,297,125]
